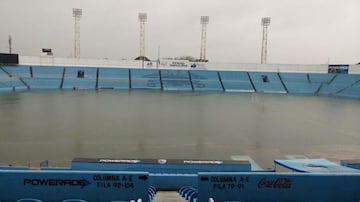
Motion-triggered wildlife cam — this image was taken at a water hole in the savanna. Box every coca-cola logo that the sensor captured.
[257,177,292,189]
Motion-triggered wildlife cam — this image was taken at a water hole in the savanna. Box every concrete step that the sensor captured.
[153,191,186,202]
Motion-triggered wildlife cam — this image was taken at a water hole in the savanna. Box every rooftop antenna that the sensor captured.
[8,35,12,54]
[200,16,209,62]
[73,8,82,58]
[261,17,271,64]
[138,13,147,59]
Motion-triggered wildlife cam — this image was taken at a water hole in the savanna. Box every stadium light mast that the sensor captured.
[200,16,209,62]
[261,17,271,64]
[138,13,147,59]
[73,8,82,58]
[8,35,12,54]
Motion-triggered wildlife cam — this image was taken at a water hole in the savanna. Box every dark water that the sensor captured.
[0,90,360,168]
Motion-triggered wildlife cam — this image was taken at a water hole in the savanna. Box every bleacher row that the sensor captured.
[1,65,360,99]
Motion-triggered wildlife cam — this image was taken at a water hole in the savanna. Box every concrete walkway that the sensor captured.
[153,191,186,202]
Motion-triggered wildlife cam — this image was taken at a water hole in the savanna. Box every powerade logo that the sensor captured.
[24,178,91,188]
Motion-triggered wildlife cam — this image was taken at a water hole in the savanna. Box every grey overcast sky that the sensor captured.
[0,0,359,64]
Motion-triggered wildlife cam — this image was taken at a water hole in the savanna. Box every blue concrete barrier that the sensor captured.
[2,65,30,77]
[248,72,286,93]
[190,70,223,91]
[219,71,254,92]
[62,79,96,90]
[308,73,335,84]
[23,77,61,90]
[18,66,63,90]
[0,77,27,91]
[0,66,28,91]
[318,74,360,96]
[98,68,129,89]
[0,74,14,88]
[336,82,360,99]
[334,75,360,98]
[0,169,150,202]
[161,70,192,91]
[31,66,64,78]
[130,69,161,89]
[197,172,360,202]
[0,67,9,77]
[62,67,97,90]
[0,88,13,92]
[279,73,319,94]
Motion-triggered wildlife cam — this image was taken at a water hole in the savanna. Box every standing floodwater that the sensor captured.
[0,90,359,168]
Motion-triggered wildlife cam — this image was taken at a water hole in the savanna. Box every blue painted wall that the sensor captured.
[0,169,150,202]
[198,172,360,202]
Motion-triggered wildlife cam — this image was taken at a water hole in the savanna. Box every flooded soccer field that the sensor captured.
[0,90,359,168]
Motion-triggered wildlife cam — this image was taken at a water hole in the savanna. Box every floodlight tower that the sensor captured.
[261,17,271,64]
[200,16,209,62]
[73,8,82,58]
[8,35,12,54]
[138,13,147,59]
